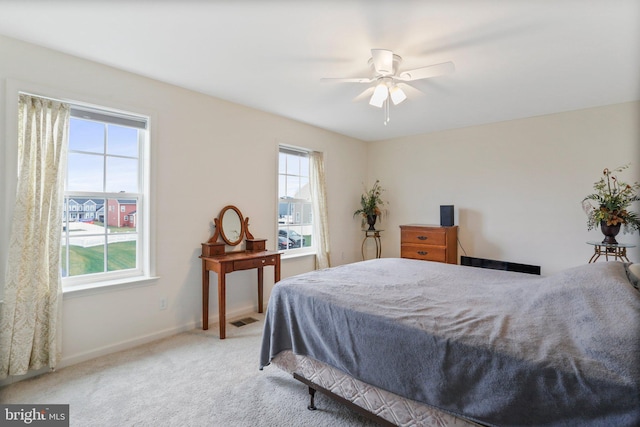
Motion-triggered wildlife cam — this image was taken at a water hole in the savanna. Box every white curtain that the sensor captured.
[310,151,331,269]
[0,94,70,379]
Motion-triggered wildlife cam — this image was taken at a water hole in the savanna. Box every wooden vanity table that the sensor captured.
[199,205,281,339]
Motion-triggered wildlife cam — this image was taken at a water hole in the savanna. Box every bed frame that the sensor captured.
[271,350,480,427]
[293,373,397,426]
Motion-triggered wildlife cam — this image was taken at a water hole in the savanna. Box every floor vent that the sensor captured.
[231,317,259,327]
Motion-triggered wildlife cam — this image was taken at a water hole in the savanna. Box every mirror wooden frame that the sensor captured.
[218,205,245,246]
[207,205,255,248]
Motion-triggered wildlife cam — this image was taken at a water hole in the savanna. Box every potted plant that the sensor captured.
[582,164,640,244]
[354,180,387,230]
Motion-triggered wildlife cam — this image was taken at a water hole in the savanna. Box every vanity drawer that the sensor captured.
[234,257,267,271]
[401,244,446,262]
[400,229,446,246]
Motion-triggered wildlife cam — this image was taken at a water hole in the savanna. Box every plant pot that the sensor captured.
[600,221,621,245]
[366,214,377,231]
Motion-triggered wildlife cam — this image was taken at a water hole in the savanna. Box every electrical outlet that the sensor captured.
[159,298,167,310]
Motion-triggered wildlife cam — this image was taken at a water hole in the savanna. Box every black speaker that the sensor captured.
[440,205,454,227]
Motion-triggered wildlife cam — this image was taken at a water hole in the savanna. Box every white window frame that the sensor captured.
[277,145,315,257]
[1,80,156,300]
[62,104,150,290]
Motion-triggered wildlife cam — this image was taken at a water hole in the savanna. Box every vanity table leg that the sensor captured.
[218,272,226,339]
[257,267,264,313]
[202,261,209,331]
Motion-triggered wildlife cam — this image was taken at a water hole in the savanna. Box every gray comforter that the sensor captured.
[259,258,640,426]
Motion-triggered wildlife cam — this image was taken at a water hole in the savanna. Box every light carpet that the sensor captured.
[0,313,376,426]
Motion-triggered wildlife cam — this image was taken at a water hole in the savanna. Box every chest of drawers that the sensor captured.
[400,224,458,264]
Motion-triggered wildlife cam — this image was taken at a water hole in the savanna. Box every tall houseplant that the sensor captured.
[582,164,640,244]
[354,180,387,230]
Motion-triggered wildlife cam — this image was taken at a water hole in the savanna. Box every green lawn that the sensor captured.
[62,241,136,276]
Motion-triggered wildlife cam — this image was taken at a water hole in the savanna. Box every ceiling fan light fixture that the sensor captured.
[369,83,389,108]
[389,85,407,105]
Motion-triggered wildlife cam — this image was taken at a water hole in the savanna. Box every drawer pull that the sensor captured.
[262,259,266,263]
[417,251,428,255]
[417,236,428,240]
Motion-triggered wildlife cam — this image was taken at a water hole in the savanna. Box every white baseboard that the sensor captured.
[0,304,257,387]
[58,323,195,369]
[60,304,256,368]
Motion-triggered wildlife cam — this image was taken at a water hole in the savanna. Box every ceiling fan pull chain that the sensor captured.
[384,98,390,126]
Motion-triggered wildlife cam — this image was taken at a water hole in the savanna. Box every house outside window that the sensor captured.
[61,104,149,286]
[278,146,313,253]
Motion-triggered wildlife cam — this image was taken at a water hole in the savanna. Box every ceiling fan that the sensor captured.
[321,49,454,124]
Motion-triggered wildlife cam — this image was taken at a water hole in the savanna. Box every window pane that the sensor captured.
[278,152,287,174]
[107,125,138,157]
[106,157,138,193]
[62,197,105,228]
[66,235,105,277]
[302,202,312,225]
[278,200,291,224]
[286,154,300,175]
[278,175,286,199]
[106,199,138,231]
[107,236,137,272]
[279,225,307,248]
[299,156,309,177]
[286,175,300,198]
[67,153,104,192]
[69,118,104,153]
[300,176,310,200]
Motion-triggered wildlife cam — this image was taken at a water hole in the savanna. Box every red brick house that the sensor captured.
[107,199,137,228]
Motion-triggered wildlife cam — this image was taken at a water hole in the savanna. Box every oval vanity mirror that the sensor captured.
[219,205,245,246]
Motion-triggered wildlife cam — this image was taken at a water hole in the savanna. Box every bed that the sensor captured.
[259,258,640,426]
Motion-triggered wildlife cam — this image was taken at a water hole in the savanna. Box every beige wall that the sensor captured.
[1,34,639,378]
[368,101,640,273]
[0,35,367,372]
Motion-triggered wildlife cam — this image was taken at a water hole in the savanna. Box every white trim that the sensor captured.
[0,305,259,387]
[62,275,159,298]
[280,251,316,261]
[62,106,147,283]
[277,144,316,256]
[60,304,257,367]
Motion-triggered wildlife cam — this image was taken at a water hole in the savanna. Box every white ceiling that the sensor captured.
[0,1,638,141]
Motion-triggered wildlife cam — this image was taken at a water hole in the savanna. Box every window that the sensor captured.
[278,147,313,253]
[61,104,149,286]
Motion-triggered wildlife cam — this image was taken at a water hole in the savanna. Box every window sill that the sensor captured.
[62,275,159,299]
[280,250,316,261]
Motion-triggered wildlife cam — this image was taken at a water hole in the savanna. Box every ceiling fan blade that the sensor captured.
[397,61,455,81]
[371,49,394,75]
[396,82,423,97]
[320,77,373,83]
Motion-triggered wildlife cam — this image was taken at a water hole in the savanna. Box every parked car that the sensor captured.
[278,229,305,248]
[278,236,292,250]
